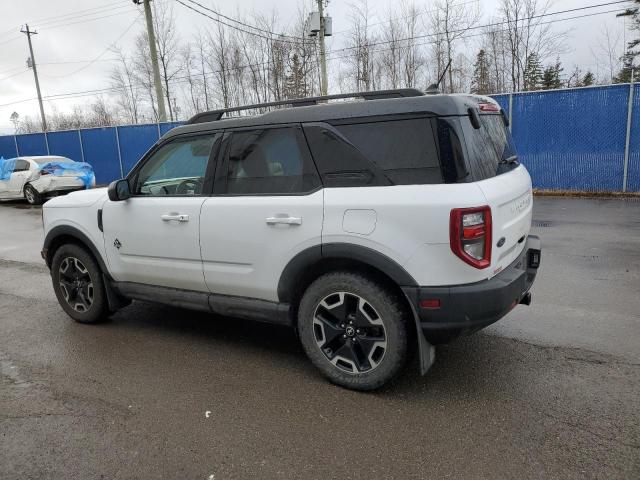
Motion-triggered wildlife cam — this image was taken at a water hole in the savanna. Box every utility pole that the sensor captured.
[317,0,328,96]
[21,24,47,132]
[133,0,167,122]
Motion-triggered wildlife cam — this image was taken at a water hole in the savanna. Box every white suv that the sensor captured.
[41,89,541,390]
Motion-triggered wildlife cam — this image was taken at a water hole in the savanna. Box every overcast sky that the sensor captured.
[0,0,632,133]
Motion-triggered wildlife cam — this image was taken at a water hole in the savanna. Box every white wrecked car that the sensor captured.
[0,155,96,205]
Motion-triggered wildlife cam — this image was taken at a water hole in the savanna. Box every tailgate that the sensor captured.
[475,165,533,278]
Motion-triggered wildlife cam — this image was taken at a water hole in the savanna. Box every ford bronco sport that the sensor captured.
[41,89,541,390]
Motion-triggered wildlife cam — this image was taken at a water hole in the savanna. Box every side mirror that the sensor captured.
[108,179,131,201]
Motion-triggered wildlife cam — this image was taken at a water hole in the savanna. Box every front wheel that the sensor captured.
[24,184,43,205]
[51,244,109,324]
[298,272,409,390]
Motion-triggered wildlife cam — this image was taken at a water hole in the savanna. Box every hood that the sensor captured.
[44,187,108,208]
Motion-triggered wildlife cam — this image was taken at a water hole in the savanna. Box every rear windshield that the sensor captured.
[461,114,517,181]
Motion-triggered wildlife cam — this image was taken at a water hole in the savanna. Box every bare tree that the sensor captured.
[110,48,142,124]
[429,0,481,92]
[132,32,159,122]
[590,23,623,84]
[499,0,567,92]
[152,1,181,121]
[345,0,376,91]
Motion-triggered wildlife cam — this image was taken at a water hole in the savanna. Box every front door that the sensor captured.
[102,133,220,292]
[200,125,323,302]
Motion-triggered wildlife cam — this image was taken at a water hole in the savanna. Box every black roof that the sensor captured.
[164,90,498,140]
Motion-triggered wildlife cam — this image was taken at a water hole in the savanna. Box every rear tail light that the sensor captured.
[450,206,492,269]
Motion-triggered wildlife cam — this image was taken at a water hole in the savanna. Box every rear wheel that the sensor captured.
[24,184,43,205]
[51,244,109,324]
[298,272,409,390]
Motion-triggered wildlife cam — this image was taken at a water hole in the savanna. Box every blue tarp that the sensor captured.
[0,157,16,180]
[0,156,94,188]
[40,161,95,189]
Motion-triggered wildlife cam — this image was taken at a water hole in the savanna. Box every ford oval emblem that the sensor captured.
[497,237,506,247]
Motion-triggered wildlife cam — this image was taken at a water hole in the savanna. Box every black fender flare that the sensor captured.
[277,243,418,303]
[42,225,109,275]
[43,225,130,311]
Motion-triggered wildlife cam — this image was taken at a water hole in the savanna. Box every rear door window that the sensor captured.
[334,118,442,185]
[13,160,30,172]
[223,126,320,195]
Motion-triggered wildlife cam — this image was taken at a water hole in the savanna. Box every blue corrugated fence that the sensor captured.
[0,85,637,191]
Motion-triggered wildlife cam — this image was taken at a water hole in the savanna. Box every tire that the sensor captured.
[24,184,43,205]
[51,243,109,324]
[298,271,409,391]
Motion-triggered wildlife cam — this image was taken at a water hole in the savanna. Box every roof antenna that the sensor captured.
[426,59,452,94]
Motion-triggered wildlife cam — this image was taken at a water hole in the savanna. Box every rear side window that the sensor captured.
[302,125,390,187]
[224,126,320,195]
[335,118,442,185]
[13,160,31,172]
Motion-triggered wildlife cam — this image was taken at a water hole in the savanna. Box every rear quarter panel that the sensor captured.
[322,183,493,286]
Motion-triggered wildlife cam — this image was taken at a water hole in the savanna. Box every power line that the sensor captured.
[173,0,303,44]
[0,69,30,83]
[179,0,303,41]
[331,0,481,36]
[0,1,134,41]
[38,7,140,32]
[327,0,632,56]
[42,14,142,79]
[0,2,628,108]
[33,1,135,28]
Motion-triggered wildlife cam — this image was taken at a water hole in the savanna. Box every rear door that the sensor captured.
[4,159,32,196]
[200,125,323,302]
[102,133,221,291]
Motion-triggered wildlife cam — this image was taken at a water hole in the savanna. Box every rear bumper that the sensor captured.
[403,235,541,333]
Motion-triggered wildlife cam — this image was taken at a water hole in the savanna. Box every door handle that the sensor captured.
[266,216,302,225]
[161,214,189,222]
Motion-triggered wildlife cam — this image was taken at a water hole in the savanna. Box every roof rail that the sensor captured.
[186,88,424,124]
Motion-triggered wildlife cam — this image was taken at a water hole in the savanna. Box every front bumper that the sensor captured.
[403,235,541,333]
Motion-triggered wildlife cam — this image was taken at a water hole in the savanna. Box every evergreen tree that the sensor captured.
[523,52,543,91]
[613,52,635,83]
[284,53,308,99]
[542,58,564,90]
[567,66,584,88]
[618,0,639,57]
[582,71,595,86]
[470,49,492,94]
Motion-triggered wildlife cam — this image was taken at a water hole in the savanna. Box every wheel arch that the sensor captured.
[43,225,109,276]
[278,243,418,308]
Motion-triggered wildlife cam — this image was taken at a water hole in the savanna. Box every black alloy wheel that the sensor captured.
[58,256,94,313]
[313,291,387,374]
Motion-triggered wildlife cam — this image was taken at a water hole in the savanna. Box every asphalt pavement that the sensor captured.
[0,196,638,479]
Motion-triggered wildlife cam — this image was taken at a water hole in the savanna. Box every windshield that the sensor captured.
[462,114,518,181]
